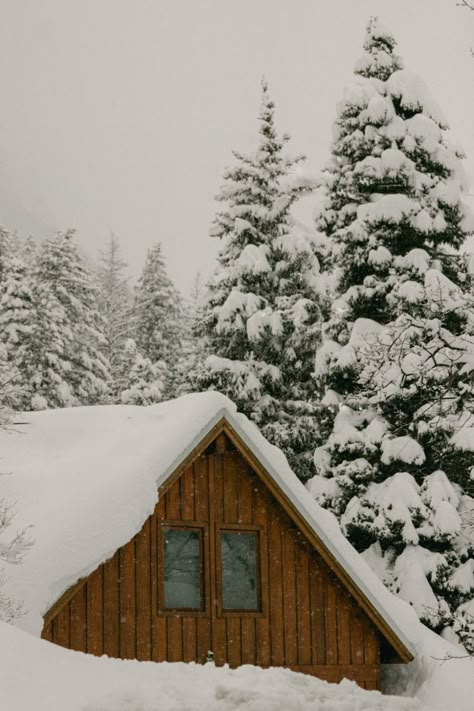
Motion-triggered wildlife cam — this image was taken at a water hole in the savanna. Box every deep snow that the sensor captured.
[0,620,436,711]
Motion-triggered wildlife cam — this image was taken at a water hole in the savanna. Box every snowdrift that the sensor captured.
[0,620,436,711]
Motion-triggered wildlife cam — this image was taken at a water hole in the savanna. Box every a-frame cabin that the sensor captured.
[40,408,414,691]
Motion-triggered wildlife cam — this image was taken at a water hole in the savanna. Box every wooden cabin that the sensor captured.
[40,405,414,691]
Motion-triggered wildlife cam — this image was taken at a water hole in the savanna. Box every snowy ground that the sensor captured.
[1,621,436,711]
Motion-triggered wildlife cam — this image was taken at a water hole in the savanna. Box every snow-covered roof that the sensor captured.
[1,392,416,658]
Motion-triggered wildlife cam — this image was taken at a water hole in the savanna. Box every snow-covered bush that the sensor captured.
[114,338,165,406]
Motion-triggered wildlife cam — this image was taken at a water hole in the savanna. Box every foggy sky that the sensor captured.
[0,0,472,293]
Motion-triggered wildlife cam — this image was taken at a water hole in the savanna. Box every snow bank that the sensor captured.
[0,620,435,711]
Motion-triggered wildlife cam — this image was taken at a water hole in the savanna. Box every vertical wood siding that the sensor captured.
[41,436,381,689]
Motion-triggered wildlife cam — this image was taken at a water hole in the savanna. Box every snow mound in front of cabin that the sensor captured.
[0,621,437,711]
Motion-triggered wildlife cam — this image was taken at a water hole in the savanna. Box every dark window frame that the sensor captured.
[157,521,209,616]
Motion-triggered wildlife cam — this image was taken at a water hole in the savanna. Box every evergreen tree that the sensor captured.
[133,242,181,395]
[0,237,69,411]
[34,230,110,405]
[113,338,166,405]
[198,80,327,479]
[174,273,209,396]
[309,18,474,647]
[0,256,38,409]
[96,234,132,373]
[0,226,13,285]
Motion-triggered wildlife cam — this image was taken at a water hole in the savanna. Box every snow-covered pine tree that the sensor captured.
[198,80,327,479]
[35,230,110,406]
[309,17,474,647]
[0,256,38,409]
[173,273,209,396]
[0,251,76,410]
[113,338,166,405]
[0,227,13,284]
[96,234,132,379]
[133,242,181,396]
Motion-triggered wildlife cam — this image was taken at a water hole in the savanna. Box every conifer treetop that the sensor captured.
[355,16,403,81]
[199,80,325,480]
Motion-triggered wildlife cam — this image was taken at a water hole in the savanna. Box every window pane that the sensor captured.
[163,528,201,609]
[221,532,258,610]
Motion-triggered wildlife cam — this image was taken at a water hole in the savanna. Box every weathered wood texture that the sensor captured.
[42,435,381,689]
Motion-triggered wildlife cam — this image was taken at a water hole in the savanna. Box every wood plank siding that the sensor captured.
[42,432,383,689]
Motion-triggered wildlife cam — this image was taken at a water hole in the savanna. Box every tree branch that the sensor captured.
[457,0,474,10]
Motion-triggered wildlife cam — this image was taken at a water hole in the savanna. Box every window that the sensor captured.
[162,527,203,610]
[220,531,259,611]
[159,524,263,616]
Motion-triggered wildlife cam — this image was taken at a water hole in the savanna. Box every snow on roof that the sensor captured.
[2,391,417,657]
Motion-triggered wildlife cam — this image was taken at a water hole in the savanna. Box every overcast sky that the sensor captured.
[0,0,473,293]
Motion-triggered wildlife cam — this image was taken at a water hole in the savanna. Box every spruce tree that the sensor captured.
[35,230,110,405]
[133,242,181,395]
[198,80,326,479]
[97,234,132,370]
[0,256,38,409]
[309,18,474,647]
[174,273,209,396]
[0,226,13,285]
[0,254,78,411]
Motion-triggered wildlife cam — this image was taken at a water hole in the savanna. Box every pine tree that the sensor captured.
[35,230,110,405]
[133,242,181,395]
[309,18,474,647]
[198,80,327,479]
[96,234,132,374]
[0,256,38,409]
[0,226,13,285]
[113,338,166,405]
[173,273,209,396]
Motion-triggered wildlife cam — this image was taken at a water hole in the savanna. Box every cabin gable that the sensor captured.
[42,425,408,690]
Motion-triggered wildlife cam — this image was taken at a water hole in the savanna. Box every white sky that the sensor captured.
[0,0,473,293]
